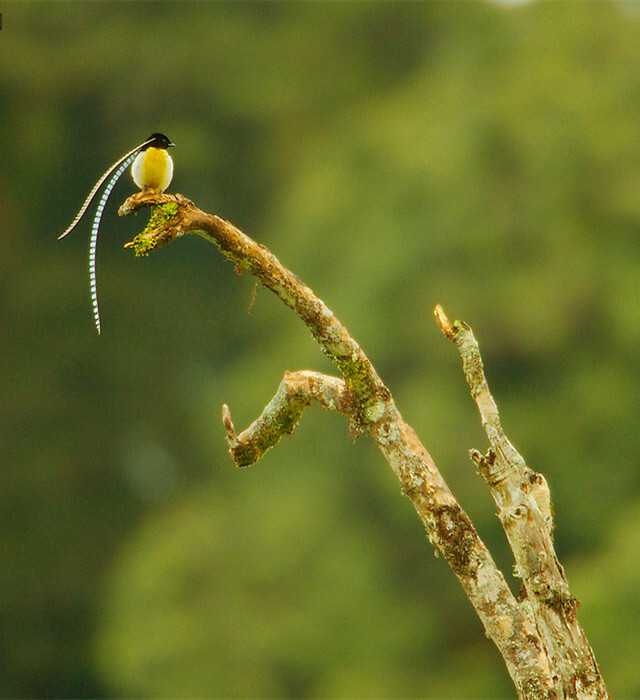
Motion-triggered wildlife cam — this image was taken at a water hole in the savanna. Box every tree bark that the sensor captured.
[120,190,608,699]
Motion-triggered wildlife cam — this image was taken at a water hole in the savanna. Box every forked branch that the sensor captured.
[120,191,607,700]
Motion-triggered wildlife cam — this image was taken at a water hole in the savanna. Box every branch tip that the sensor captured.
[434,304,457,340]
[222,403,238,446]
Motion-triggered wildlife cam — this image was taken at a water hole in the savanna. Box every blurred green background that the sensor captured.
[2,1,640,696]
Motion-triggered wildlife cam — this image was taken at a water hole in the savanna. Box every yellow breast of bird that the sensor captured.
[142,148,168,190]
[133,147,173,192]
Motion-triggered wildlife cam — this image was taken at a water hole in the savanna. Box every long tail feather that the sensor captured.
[58,136,153,240]
[89,151,140,334]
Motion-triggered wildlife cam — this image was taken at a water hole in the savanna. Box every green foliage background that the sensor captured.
[2,1,640,696]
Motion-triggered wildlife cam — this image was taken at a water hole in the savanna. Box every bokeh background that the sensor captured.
[2,1,640,696]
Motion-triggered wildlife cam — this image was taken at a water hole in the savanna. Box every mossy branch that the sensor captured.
[222,370,349,467]
[120,191,608,700]
[120,190,386,430]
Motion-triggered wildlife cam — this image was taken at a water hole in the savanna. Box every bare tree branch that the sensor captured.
[120,191,607,700]
[434,305,607,699]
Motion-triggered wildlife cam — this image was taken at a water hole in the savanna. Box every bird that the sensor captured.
[58,133,176,333]
[131,132,175,193]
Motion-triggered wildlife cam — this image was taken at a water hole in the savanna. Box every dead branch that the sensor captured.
[435,305,606,698]
[120,191,607,700]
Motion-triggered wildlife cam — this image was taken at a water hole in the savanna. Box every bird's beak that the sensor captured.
[168,142,176,148]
